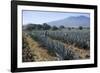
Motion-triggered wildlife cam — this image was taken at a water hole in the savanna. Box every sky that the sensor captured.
[22,10,90,25]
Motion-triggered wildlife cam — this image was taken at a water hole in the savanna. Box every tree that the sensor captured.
[79,26,83,30]
[43,23,51,30]
[52,26,58,30]
[68,27,71,30]
[26,24,36,31]
[59,25,65,29]
[72,27,75,29]
[36,24,43,30]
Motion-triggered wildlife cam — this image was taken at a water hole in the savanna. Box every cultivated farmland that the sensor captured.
[22,24,90,62]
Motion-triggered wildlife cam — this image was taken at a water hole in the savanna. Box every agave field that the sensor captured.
[47,29,90,49]
[22,10,91,62]
[22,28,90,62]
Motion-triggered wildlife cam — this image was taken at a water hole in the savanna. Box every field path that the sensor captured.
[23,32,57,62]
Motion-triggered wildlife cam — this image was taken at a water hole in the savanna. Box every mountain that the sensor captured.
[47,16,90,27]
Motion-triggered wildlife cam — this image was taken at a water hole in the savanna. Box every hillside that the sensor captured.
[48,16,90,27]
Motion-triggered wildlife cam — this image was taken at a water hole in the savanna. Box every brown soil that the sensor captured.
[22,32,57,62]
[64,44,90,59]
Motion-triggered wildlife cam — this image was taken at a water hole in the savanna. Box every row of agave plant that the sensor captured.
[46,30,90,49]
[29,31,80,60]
[31,30,90,49]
